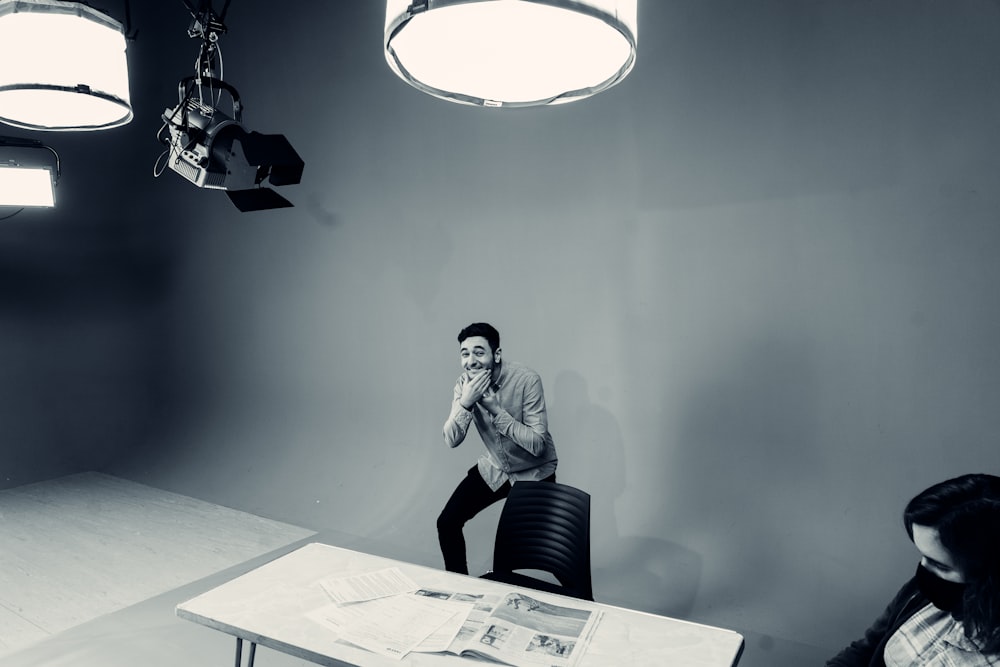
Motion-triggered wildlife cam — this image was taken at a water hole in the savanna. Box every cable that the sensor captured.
[152,147,171,177]
[41,144,61,185]
[0,208,25,221]
[215,44,225,96]
[178,0,199,16]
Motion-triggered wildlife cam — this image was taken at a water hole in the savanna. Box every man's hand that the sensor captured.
[459,370,491,410]
[479,386,501,416]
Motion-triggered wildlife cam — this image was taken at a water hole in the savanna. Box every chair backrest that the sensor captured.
[492,481,592,600]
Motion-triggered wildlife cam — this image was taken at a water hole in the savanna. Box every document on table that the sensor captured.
[307,594,474,660]
[408,589,501,654]
[410,597,477,652]
[318,567,418,605]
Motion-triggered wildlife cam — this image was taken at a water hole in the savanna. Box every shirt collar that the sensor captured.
[937,608,987,653]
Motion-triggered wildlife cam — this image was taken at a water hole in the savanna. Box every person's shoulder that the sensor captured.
[506,360,538,375]
[505,361,544,384]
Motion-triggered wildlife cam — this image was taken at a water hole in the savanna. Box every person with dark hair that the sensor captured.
[437,322,558,574]
[827,473,1000,666]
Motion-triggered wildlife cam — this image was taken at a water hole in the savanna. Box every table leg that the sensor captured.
[234,638,258,667]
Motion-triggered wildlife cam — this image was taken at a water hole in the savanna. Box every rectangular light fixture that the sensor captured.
[0,164,55,206]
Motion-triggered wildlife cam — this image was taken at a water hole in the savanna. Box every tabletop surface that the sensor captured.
[177,542,744,667]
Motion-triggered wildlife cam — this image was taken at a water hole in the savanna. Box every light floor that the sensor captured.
[0,472,314,657]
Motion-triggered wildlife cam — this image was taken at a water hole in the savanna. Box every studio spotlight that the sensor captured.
[0,135,59,208]
[158,77,304,212]
[154,1,303,212]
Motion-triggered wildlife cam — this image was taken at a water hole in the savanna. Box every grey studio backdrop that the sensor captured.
[1,0,998,661]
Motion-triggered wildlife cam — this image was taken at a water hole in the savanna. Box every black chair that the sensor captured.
[481,481,593,601]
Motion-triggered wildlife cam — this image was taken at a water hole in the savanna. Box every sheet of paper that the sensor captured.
[318,567,418,605]
[307,595,462,660]
[404,589,502,653]
[409,598,476,652]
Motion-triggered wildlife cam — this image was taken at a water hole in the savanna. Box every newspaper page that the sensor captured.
[409,589,503,653]
[461,592,602,667]
[306,593,470,660]
[413,589,602,667]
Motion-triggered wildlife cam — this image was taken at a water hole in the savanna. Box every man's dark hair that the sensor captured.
[904,473,1000,652]
[457,322,500,353]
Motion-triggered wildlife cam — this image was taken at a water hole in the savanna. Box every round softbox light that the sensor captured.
[385,0,637,108]
[0,0,132,131]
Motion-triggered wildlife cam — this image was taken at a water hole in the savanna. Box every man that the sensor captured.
[437,322,558,574]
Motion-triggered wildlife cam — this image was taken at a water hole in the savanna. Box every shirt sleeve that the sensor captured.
[825,578,921,667]
[491,373,550,456]
[443,380,474,448]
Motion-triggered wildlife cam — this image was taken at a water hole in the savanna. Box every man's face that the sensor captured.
[459,336,498,376]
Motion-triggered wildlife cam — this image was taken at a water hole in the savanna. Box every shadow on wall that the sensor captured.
[548,370,702,617]
[670,333,821,615]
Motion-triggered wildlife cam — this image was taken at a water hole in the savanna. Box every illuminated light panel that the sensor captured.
[0,0,132,131]
[0,165,55,206]
[385,0,637,107]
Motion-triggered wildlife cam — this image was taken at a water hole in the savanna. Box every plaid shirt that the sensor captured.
[884,602,1000,666]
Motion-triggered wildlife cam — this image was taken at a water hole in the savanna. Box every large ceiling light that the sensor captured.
[384,0,637,107]
[0,0,132,131]
[0,136,59,207]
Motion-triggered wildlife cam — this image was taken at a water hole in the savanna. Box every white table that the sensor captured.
[177,542,744,667]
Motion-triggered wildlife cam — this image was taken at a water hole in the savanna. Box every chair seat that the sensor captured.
[481,570,591,600]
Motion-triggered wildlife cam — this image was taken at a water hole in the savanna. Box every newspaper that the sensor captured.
[307,593,470,660]
[307,574,602,666]
[411,588,603,667]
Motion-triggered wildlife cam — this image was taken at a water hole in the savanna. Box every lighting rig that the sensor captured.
[0,135,60,211]
[155,0,303,212]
